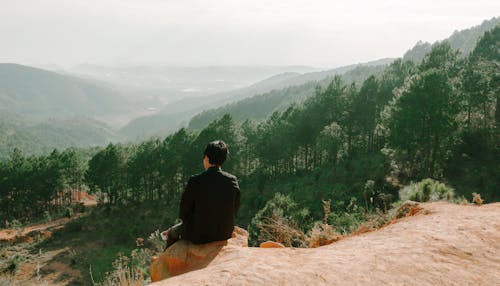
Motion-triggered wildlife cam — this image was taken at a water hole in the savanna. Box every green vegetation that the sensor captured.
[403,17,499,62]
[0,113,118,159]
[248,193,311,247]
[399,179,455,202]
[188,65,388,130]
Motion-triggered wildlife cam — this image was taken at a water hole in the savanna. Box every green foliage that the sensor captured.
[248,193,310,246]
[328,198,367,234]
[399,179,455,202]
[388,43,462,179]
[43,211,52,223]
[64,207,73,218]
[1,254,25,275]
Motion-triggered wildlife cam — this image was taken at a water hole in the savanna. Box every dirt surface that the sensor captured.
[0,217,76,243]
[152,202,500,286]
[0,192,96,242]
[0,193,97,285]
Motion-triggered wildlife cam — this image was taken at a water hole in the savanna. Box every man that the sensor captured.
[163,140,241,249]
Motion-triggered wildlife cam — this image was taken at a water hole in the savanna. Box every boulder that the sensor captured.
[150,226,248,282]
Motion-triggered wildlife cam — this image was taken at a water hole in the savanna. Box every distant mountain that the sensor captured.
[0,112,119,159]
[188,65,387,130]
[0,63,130,123]
[403,17,500,62]
[120,59,392,140]
[68,65,319,106]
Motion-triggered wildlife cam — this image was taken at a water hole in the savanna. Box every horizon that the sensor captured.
[1,1,499,69]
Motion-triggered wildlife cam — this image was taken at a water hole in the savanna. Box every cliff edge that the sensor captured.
[151,202,500,285]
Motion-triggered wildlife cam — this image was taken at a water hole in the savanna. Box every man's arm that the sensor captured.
[232,177,241,217]
[179,176,196,221]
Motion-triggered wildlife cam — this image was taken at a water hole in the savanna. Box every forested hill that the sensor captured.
[403,17,500,62]
[0,112,118,159]
[188,65,386,129]
[0,63,129,120]
[188,17,500,130]
[0,64,129,158]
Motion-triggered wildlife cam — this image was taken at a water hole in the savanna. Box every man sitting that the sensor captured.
[163,140,241,249]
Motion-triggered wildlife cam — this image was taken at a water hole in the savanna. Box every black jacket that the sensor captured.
[179,166,240,244]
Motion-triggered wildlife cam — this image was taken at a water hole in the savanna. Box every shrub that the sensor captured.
[399,178,454,202]
[307,200,342,247]
[256,215,308,247]
[248,193,310,246]
[329,197,366,234]
[9,219,21,228]
[307,223,340,248]
[43,211,52,223]
[64,207,74,218]
[95,229,164,286]
[2,254,25,275]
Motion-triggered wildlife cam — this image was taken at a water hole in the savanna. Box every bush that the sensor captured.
[399,178,454,202]
[307,200,342,248]
[64,207,74,218]
[248,193,310,246]
[2,254,25,275]
[95,230,164,286]
[43,211,52,223]
[329,197,366,234]
[8,219,22,229]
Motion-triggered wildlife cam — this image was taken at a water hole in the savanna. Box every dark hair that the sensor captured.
[203,140,228,166]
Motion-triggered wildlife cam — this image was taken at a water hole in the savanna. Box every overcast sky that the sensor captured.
[1,0,499,69]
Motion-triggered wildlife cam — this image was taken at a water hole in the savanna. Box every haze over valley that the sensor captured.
[1,15,499,157]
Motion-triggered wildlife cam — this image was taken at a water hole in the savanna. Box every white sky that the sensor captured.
[1,0,499,68]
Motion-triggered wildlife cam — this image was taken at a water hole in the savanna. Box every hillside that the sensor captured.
[120,60,390,139]
[152,202,500,286]
[0,63,130,122]
[0,112,119,159]
[403,17,499,62]
[188,64,386,129]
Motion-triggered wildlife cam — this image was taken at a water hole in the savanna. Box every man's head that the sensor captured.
[203,140,228,169]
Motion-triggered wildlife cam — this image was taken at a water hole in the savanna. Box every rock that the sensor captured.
[150,226,248,282]
[151,202,500,286]
[259,241,285,248]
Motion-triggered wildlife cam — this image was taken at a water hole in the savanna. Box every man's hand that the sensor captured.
[160,229,169,241]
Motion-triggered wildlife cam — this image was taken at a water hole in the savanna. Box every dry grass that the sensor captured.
[308,223,342,248]
[472,193,483,206]
[93,230,164,286]
[308,200,342,247]
[94,254,145,286]
[257,215,308,248]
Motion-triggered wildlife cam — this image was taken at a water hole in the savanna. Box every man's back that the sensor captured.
[179,166,240,244]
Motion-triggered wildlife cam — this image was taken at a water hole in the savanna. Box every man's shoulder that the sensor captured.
[220,170,236,179]
[191,168,238,181]
[220,170,238,181]
[188,172,204,183]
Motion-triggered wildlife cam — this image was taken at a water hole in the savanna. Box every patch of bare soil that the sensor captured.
[0,194,98,285]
